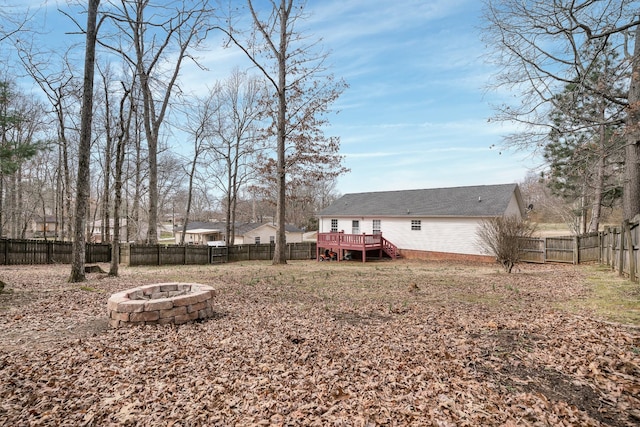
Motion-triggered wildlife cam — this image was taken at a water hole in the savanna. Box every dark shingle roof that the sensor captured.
[317,183,522,218]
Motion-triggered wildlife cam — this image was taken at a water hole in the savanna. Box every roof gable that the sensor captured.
[318,184,524,218]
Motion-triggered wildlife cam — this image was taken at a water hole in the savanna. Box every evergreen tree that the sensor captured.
[0,81,40,175]
[543,47,625,233]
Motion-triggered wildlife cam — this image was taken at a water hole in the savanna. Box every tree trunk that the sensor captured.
[17,166,24,239]
[147,134,158,244]
[624,24,640,220]
[0,170,4,238]
[588,120,607,232]
[109,120,126,275]
[69,0,99,282]
[8,173,16,238]
[180,151,198,246]
[102,101,112,244]
[273,0,288,265]
[129,121,143,242]
[225,155,233,246]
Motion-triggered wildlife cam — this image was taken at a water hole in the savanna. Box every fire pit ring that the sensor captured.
[107,282,215,328]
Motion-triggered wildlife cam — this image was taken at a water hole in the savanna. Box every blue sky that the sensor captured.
[300,0,538,194]
[8,0,540,196]
[178,0,539,195]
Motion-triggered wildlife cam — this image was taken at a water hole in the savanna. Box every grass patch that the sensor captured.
[575,265,640,325]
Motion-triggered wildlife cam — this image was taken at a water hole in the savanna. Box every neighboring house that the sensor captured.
[175,221,304,245]
[316,183,525,260]
[31,215,58,239]
[174,221,225,245]
[303,230,318,242]
[233,223,303,245]
[89,219,130,243]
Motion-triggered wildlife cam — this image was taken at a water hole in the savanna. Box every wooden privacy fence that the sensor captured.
[0,239,111,265]
[123,242,317,266]
[599,219,639,282]
[520,232,601,264]
[0,239,316,266]
[519,216,639,282]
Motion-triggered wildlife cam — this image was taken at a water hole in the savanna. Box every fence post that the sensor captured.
[613,228,618,271]
[625,220,636,282]
[599,229,605,265]
[619,224,625,277]
[120,243,130,266]
[573,236,579,264]
[47,241,52,264]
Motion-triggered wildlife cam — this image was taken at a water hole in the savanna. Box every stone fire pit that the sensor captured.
[107,282,215,328]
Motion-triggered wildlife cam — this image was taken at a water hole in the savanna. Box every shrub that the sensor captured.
[476,216,536,273]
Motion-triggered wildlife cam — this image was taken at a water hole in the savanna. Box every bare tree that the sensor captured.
[285,175,340,230]
[0,3,36,43]
[14,46,81,241]
[96,63,117,244]
[482,0,640,220]
[157,151,187,236]
[476,215,536,273]
[176,87,220,245]
[220,0,348,264]
[100,0,212,244]
[207,70,265,246]
[69,0,100,283]
[125,100,148,243]
[110,78,134,276]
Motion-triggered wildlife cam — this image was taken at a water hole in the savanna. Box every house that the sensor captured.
[174,221,225,245]
[31,215,58,239]
[233,222,304,245]
[174,221,304,245]
[303,230,318,242]
[316,183,525,261]
[89,219,130,243]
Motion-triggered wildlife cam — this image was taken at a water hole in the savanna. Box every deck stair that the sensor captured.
[381,236,399,259]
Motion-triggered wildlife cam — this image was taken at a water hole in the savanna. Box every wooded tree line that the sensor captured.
[483,0,640,233]
[5,0,638,278]
[0,0,345,277]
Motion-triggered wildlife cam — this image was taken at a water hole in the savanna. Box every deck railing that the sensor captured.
[317,231,381,248]
[317,232,398,261]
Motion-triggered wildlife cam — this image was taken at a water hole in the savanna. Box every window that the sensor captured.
[254,236,261,244]
[411,220,421,231]
[269,235,275,244]
[331,219,338,232]
[373,219,381,234]
[352,220,360,234]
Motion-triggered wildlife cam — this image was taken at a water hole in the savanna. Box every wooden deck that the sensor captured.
[316,232,399,262]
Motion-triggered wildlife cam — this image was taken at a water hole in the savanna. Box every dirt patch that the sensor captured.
[471,329,627,426]
[0,261,638,425]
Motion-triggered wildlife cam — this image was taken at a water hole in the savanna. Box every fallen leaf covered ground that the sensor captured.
[0,260,638,426]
